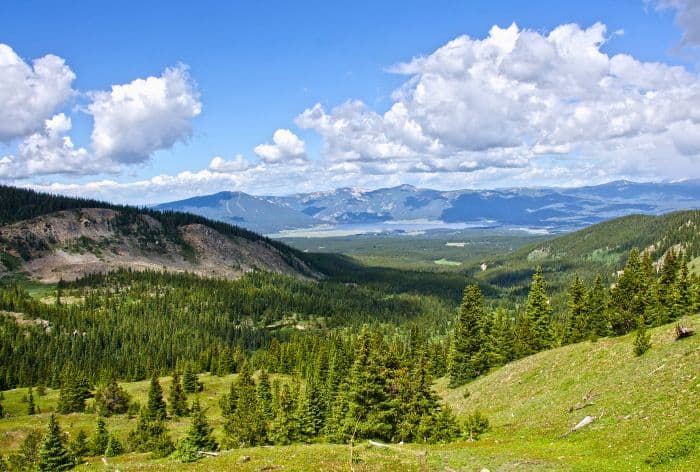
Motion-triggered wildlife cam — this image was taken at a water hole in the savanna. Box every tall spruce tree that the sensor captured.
[37,414,74,471]
[633,317,652,356]
[182,363,201,393]
[609,248,648,334]
[256,368,274,420]
[27,387,36,415]
[490,308,516,364]
[564,274,588,343]
[68,430,89,459]
[297,377,326,441]
[222,362,267,448]
[146,373,167,422]
[448,284,487,387]
[56,363,90,414]
[586,274,610,339]
[524,267,554,350]
[128,373,174,456]
[168,371,188,417]
[90,417,109,456]
[341,328,393,441]
[270,383,301,445]
[185,398,218,451]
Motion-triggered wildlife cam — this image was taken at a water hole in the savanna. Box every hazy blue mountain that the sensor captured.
[154,180,700,234]
[153,191,319,233]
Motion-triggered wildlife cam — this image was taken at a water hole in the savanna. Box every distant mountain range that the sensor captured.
[153,180,700,235]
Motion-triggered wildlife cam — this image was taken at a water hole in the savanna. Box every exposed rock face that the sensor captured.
[0,208,316,282]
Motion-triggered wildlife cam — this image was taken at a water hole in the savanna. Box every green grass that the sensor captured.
[2,316,698,470]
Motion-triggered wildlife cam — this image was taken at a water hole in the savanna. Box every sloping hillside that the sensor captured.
[0,316,696,471]
[478,209,700,295]
[437,314,700,470]
[0,186,316,282]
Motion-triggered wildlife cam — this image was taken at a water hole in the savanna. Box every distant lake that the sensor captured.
[266,219,551,238]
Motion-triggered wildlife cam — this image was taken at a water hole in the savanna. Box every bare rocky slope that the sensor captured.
[0,207,317,282]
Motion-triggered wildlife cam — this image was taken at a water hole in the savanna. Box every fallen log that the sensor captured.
[568,389,595,412]
[675,324,695,340]
[561,415,595,437]
[198,451,220,456]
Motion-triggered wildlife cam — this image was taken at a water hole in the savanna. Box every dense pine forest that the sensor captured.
[0,187,698,470]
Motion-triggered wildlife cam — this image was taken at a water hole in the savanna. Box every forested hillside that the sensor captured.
[477,210,700,300]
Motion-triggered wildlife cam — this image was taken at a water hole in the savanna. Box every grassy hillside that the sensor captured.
[2,315,697,471]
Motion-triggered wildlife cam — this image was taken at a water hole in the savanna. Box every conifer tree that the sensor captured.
[297,377,326,441]
[586,274,610,339]
[448,285,487,387]
[37,414,74,471]
[104,435,123,457]
[127,406,174,457]
[341,328,392,441]
[256,368,274,420]
[168,371,188,417]
[672,254,691,320]
[128,374,174,457]
[182,363,201,393]
[222,362,267,447]
[90,417,109,456]
[514,310,538,358]
[27,387,36,415]
[68,430,89,459]
[56,363,90,414]
[524,267,554,350]
[145,373,167,422]
[185,398,218,451]
[564,274,588,343]
[490,308,516,364]
[609,248,648,334]
[270,383,300,445]
[633,317,652,356]
[8,430,42,471]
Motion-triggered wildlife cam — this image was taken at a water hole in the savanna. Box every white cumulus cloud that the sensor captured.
[297,22,700,183]
[88,65,201,163]
[0,113,115,179]
[208,154,252,173]
[0,44,76,142]
[253,129,307,163]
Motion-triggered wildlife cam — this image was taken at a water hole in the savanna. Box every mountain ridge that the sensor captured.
[154,180,700,234]
[0,186,317,282]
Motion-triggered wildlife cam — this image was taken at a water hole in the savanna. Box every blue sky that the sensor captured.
[1,0,699,203]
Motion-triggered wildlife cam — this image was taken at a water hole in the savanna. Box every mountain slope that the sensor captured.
[155,180,700,234]
[1,316,696,471]
[437,314,700,471]
[0,186,316,282]
[477,209,700,295]
[153,191,320,234]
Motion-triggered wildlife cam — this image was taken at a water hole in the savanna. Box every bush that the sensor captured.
[95,379,131,416]
[633,318,651,356]
[105,435,124,457]
[172,438,201,463]
[463,410,490,440]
